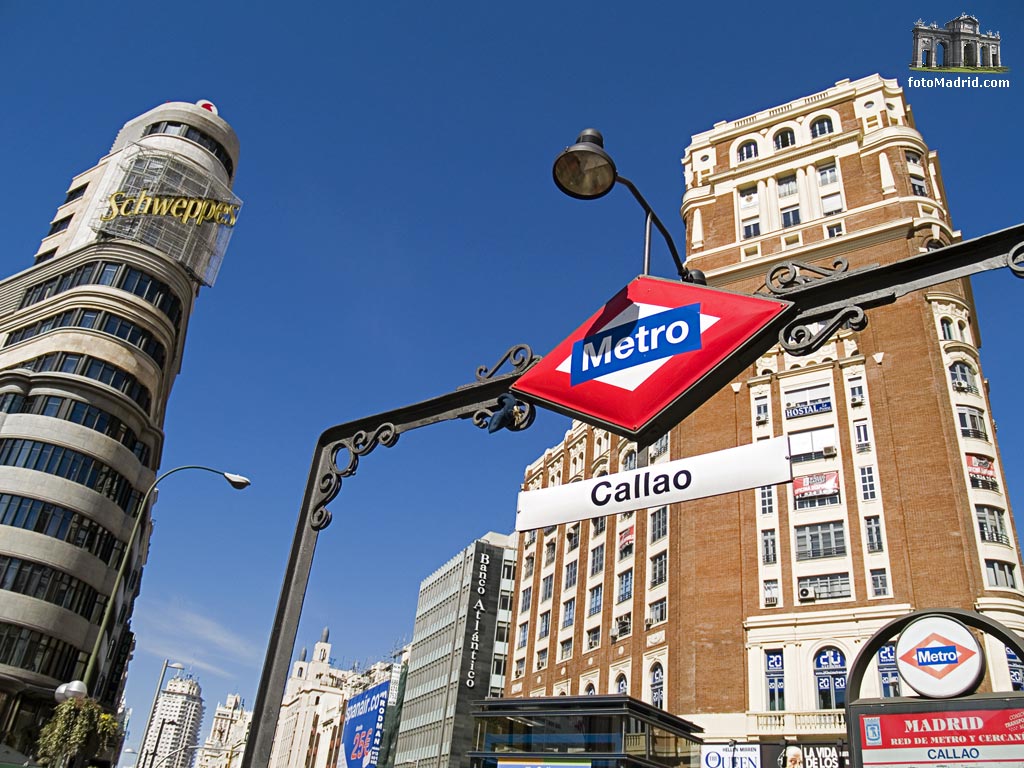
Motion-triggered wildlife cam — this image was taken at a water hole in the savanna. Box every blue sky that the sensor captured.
[1,0,1021,756]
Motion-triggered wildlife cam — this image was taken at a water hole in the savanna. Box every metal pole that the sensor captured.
[138,660,179,768]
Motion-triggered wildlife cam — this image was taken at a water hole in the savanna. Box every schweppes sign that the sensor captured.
[100,189,240,228]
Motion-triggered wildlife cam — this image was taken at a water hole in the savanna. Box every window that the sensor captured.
[764,579,779,606]
[865,516,884,553]
[615,613,632,638]
[47,216,72,236]
[788,425,836,462]
[815,647,847,708]
[878,644,900,697]
[755,396,769,423]
[588,585,603,616]
[650,507,667,542]
[967,455,999,491]
[616,674,628,694]
[742,218,761,239]
[523,554,534,578]
[520,587,532,613]
[739,186,758,209]
[567,524,580,551]
[64,185,87,204]
[738,141,758,161]
[796,521,846,560]
[649,597,667,624]
[650,552,667,587]
[818,163,838,185]
[1007,647,1024,691]
[590,544,605,576]
[774,129,796,150]
[649,433,669,458]
[514,658,525,678]
[585,683,596,695]
[986,560,1017,589]
[977,505,1010,546]
[870,569,889,597]
[860,466,878,501]
[821,192,843,216]
[617,570,633,602]
[0,622,80,681]
[766,650,785,710]
[544,540,556,566]
[799,573,851,599]
[538,611,550,638]
[0,493,124,566]
[592,516,606,535]
[950,362,979,393]
[760,485,775,515]
[794,471,841,509]
[587,627,601,649]
[811,117,834,138]
[784,383,832,418]
[560,638,573,660]
[562,598,576,627]
[517,623,528,649]
[777,175,798,198]
[905,150,922,165]
[827,223,843,238]
[525,530,537,546]
[622,450,637,471]
[143,120,234,177]
[618,527,634,560]
[564,560,578,589]
[957,406,988,440]
[940,318,955,340]
[849,377,865,402]
[541,575,553,602]
[781,206,801,228]
[650,663,665,709]
[762,530,777,565]
[536,648,548,670]
[911,176,928,196]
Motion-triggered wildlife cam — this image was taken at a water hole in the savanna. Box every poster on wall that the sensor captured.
[701,743,761,768]
[340,679,391,768]
[761,742,843,768]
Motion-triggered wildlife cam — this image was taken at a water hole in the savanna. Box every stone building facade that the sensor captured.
[505,74,1023,745]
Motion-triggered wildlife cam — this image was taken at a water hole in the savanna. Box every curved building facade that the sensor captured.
[0,101,240,753]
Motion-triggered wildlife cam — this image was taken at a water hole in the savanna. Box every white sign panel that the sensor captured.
[895,615,984,698]
[701,744,761,768]
[516,437,791,530]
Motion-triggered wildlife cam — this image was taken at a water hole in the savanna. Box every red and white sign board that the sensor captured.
[858,708,1024,768]
[511,276,792,444]
[793,471,840,499]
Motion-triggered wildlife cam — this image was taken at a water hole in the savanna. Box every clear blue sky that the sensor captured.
[1,0,1021,756]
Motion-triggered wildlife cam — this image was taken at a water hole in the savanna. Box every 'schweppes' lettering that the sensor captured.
[100,189,239,227]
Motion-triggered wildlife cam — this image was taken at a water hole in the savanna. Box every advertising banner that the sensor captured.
[857,707,1024,767]
[516,437,791,529]
[340,680,391,768]
[701,743,761,768]
[966,454,996,479]
[761,742,843,768]
[793,472,839,499]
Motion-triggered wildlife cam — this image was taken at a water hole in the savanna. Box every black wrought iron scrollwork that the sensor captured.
[1009,242,1024,279]
[473,393,537,433]
[780,305,867,356]
[766,258,851,295]
[333,423,400,478]
[476,343,539,381]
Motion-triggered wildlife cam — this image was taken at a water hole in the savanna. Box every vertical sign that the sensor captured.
[340,680,391,768]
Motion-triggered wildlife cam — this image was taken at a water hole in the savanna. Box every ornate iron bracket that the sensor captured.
[765,257,853,295]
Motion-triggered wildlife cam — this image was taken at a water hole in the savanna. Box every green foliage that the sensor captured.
[36,698,121,765]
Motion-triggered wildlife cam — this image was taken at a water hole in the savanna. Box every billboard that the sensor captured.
[761,742,844,768]
[341,679,391,768]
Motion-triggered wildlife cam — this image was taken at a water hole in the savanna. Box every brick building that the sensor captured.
[504,74,1024,744]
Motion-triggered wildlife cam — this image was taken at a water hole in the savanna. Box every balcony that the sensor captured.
[980,528,1011,546]
[750,710,846,735]
[961,428,988,441]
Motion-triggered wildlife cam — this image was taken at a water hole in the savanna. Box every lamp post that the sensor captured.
[83,466,250,691]
[137,660,185,768]
[146,719,178,768]
[552,128,705,284]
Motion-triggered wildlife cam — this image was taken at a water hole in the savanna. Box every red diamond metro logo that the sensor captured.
[900,632,977,680]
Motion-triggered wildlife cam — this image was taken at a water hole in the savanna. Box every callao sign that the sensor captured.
[511,276,793,445]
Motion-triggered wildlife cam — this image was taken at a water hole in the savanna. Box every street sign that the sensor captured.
[516,437,791,530]
[511,276,793,445]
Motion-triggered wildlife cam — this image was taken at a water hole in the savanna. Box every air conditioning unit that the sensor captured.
[764,596,778,606]
[822,445,838,458]
[798,587,817,602]
[953,381,969,392]
[755,415,769,425]
[850,395,864,406]
[644,618,654,629]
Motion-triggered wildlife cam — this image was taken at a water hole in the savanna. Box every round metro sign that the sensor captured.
[895,615,985,698]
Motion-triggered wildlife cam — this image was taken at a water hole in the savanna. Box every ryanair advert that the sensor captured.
[340,680,391,768]
[516,436,791,530]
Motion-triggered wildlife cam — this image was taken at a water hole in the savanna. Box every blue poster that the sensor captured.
[341,680,391,768]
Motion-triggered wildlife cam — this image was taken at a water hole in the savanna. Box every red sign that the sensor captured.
[966,454,996,479]
[619,526,635,547]
[793,471,840,498]
[858,708,1024,767]
[511,276,792,443]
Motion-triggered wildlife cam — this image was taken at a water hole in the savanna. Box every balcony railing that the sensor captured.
[980,528,1011,546]
[961,428,988,440]
[795,545,847,561]
[751,711,846,734]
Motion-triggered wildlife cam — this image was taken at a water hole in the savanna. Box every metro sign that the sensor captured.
[899,633,977,680]
[512,276,793,444]
[895,615,985,698]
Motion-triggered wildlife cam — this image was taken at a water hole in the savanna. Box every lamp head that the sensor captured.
[553,129,617,200]
[222,473,251,490]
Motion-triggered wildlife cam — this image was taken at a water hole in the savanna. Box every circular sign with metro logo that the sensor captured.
[895,614,984,698]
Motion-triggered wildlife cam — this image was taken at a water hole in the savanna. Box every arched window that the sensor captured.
[737,141,758,162]
[940,318,954,340]
[958,320,970,343]
[925,240,944,251]
[650,663,665,709]
[878,643,900,697]
[622,450,637,471]
[774,129,796,150]
[585,683,596,695]
[1007,647,1024,691]
[616,673,628,694]
[950,362,978,393]
[811,117,834,138]
[814,646,847,709]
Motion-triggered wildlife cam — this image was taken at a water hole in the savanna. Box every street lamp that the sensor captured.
[147,719,178,768]
[83,466,251,690]
[553,128,705,284]
[138,660,186,768]
[54,679,89,702]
